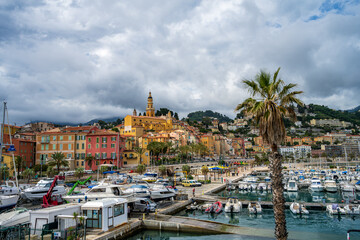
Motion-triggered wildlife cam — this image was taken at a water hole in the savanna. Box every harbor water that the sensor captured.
[175,209,360,240]
[218,189,360,203]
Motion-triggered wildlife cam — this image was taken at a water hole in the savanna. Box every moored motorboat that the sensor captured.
[309,179,324,192]
[287,180,298,192]
[23,178,66,200]
[0,207,29,227]
[0,195,19,210]
[324,180,337,193]
[248,202,262,214]
[290,202,309,214]
[344,204,360,215]
[224,197,242,213]
[326,204,346,215]
[257,183,267,192]
[205,201,223,214]
[341,182,355,192]
[0,181,20,196]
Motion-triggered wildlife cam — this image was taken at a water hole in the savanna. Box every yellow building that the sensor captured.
[1,154,15,176]
[201,135,215,156]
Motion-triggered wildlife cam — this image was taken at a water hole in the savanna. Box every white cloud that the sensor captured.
[0,0,359,124]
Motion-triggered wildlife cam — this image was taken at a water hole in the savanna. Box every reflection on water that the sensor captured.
[177,208,360,240]
[219,189,360,203]
[126,230,273,240]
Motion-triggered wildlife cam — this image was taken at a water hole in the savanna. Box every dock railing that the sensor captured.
[347,229,360,240]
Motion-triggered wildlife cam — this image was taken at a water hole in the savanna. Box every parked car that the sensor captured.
[132,198,157,212]
[182,180,195,187]
[190,180,202,187]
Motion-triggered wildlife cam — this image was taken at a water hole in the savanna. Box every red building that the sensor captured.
[12,138,36,168]
[85,130,125,171]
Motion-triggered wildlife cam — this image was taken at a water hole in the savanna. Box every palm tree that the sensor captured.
[136,164,146,175]
[11,156,25,175]
[75,167,84,179]
[22,168,35,183]
[134,147,146,165]
[48,152,69,174]
[158,165,167,177]
[235,67,303,240]
[85,155,95,171]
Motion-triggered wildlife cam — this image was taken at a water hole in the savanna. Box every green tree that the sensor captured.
[85,155,95,170]
[235,67,303,240]
[46,167,57,177]
[75,167,85,179]
[0,166,10,180]
[11,156,25,175]
[182,165,191,177]
[158,165,167,177]
[134,147,146,165]
[201,165,209,181]
[48,152,69,174]
[22,168,35,183]
[111,127,119,132]
[136,164,146,175]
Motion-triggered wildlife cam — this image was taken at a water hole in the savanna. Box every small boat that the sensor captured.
[238,182,247,191]
[248,202,262,214]
[224,197,242,213]
[344,205,360,215]
[186,201,201,210]
[286,180,298,192]
[324,180,337,193]
[326,204,346,215]
[0,181,20,196]
[205,201,223,214]
[0,195,19,210]
[309,179,324,192]
[355,181,360,192]
[142,172,158,183]
[257,183,267,191]
[290,202,309,214]
[0,207,30,227]
[341,182,355,192]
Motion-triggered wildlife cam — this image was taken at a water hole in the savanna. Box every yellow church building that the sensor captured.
[122,92,173,133]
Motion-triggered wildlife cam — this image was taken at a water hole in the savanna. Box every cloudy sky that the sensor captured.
[1,0,360,125]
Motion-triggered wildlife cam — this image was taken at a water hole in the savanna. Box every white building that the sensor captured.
[279,145,311,159]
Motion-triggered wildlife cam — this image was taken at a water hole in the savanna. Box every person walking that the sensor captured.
[192,187,195,197]
[146,202,150,215]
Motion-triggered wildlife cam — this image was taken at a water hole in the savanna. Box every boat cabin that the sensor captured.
[81,198,128,231]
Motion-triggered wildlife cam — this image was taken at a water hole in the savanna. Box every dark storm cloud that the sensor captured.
[0,0,360,125]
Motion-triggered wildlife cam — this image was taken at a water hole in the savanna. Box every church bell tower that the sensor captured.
[146,91,155,117]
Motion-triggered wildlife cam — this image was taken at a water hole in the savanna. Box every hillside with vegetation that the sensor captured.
[307,104,360,126]
[186,110,232,123]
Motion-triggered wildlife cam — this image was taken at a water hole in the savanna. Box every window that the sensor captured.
[53,144,56,150]
[53,136,56,141]
[41,145,44,150]
[111,143,115,148]
[76,143,79,150]
[124,161,127,165]
[96,144,99,149]
[81,161,84,166]
[60,136,63,141]
[102,153,107,159]
[102,144,107,148]
[84,209,102,229]
[82,136,86,140]
[88,144,91,149]
[59,144,63,150]
[45,145,49,150]
[102,137,107,143]
[68,144,72,150]
[81,153,85,159]
[111,137,116,141]
[95,153,100,159]
[111,152,116,159]
[76,161,79,166]
[67,154,72,158]
[96,137,99,143]
[114,204,124,217]
[69,136,72,141]
[88,138,91,142]
[82,143,85,149]
[76,153,79,159]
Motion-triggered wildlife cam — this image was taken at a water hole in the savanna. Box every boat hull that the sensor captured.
[0,195,19,210]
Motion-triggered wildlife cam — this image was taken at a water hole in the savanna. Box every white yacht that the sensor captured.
[23,178,66,200]
[286,180,298,192]
[0,208,30,227]
[309,179,324,192]
[0,195,19,210]
[224,197,242,213]
[0,181,20,196]
[324,180,338,193]
[123,185,151,198]
[63,183,132,203]
[341,182,355,192]
[244,176,258,183]
[149,184,176,201]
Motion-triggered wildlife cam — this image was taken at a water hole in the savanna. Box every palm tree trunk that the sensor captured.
[270,144,287,240]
